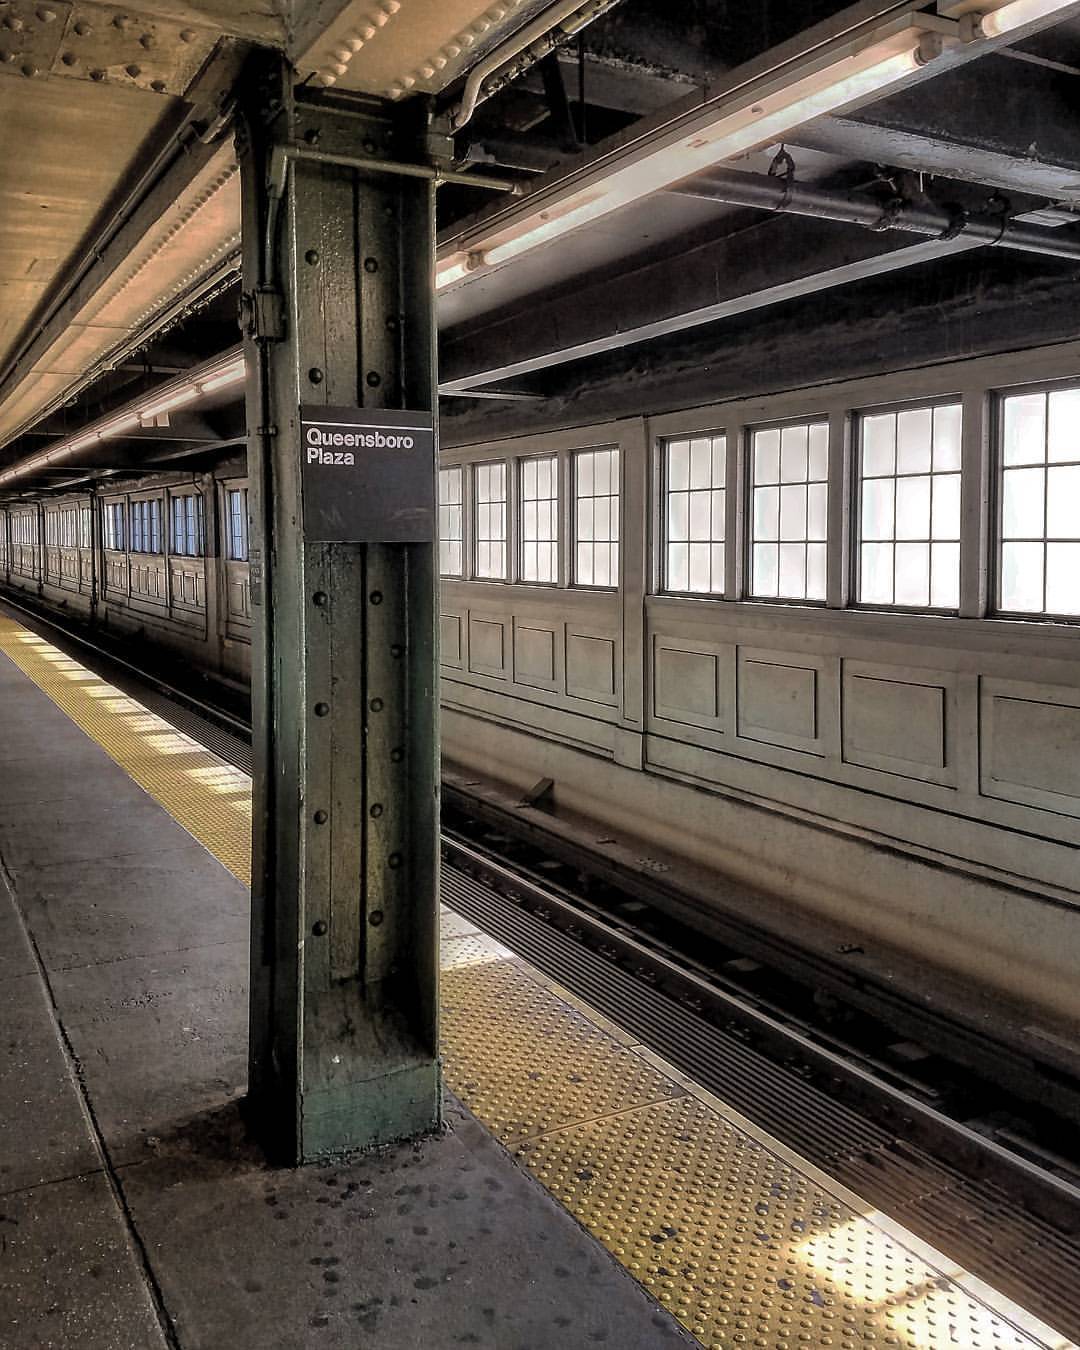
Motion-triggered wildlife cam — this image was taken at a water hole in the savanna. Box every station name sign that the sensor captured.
[299,405,435,544]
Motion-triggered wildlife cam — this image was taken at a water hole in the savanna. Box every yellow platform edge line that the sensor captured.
[0,614,1073,1350]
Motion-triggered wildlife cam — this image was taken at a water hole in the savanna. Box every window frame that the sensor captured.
[471,459,509,582]
[850,394,965,616]
[571,445,621,590]
[517,452,560,587]
[438,465,465,579]
[226,486,249,563]
[104,500,125,552]
[992,376,1080,623]
[746,414,830,607]
[660,430,728,598]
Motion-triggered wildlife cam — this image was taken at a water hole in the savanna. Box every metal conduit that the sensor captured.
[449,0,625,131]
[673,168,1080,260]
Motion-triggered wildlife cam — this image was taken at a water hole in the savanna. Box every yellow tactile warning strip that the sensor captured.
[0,614,1074,1350]
[0,618,252,883]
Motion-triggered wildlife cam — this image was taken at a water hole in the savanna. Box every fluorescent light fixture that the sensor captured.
[67,432,99,452]
[436,256,477,289]
[98,412,140,439]
[978,0,1076,36]
[438,21,945,285]
[199,360,246,393]
[139,385,199,419]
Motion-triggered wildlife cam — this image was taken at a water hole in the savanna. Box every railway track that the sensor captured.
[5,590,1080,1343]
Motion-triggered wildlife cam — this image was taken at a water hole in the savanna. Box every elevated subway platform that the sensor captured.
[0,610,1072,1350]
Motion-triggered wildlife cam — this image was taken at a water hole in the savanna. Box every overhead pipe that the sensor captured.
[449,0,625,132]
[671,167,1080,261]
[0,349,245,495]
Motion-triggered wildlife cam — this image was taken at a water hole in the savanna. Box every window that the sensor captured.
[227,487,249,562]
[664,434,726,594]
[129,500,162,554]
[438,467,464,577]
[998,386,1080,617]
[574,448,619,586]
[104,502,124,551]
[473,462,507,579]
[13,512,36,546]
[750,420,828,601]
[45,513,58,547]
[519,455,559,584]
[171,493,204,558]
[857,402,962,610]
[79,506,92,550]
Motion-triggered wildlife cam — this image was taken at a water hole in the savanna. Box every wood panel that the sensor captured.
[468,615,507,679]
[736,647,827,755]
[842,661,957,787]
[566,631,617,705]
[982,678,1080,818]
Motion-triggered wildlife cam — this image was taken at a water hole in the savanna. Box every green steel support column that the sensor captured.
[239,60,441,1163]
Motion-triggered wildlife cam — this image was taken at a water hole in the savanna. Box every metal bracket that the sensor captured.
[240,286,286,344]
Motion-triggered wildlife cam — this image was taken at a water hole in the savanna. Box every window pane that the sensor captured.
[667,440,689,491]
[808,423,829,481]
[688,490,710,541]
[689,438,711,489]
[895,476,930,540]
[933,403,963,472]
[754,429,780,485]
[1046,465,1080,539]
[688,542,711,591]
[779,484,806,541]
[667,542,688,592]
[930,542,961,610]
[931,474,961,540]
[805,543,827,601]
[806,483,828,542]
[1046,543,1080,615]
[710,489,725,541]
[779,425,808,482]
[862,415,895,477]
[1003,393,1046,466]
[753,544,779,597]
[894,542,930,607]
[1047,387,1080,463]
[1002,467,1045,538]
[1000,541,1043,612]
[778,543,805,596]
[896,407,933,474]
[862,479,894,541]
[754,486,779,541]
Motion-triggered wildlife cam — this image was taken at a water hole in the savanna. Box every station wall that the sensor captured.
[439,340,1080,1026]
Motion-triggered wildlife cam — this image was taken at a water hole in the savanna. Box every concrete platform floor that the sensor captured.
[0,641,692,1349]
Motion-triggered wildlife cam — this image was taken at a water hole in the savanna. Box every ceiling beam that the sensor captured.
[438,213,980,391]
[795,52,1080,202]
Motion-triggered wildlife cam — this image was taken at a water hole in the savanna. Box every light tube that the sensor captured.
[436,256,476,289]
[443,31,936,282]
[979,0,1076,36]
[199,362,246,393]
[139,385,199,419]
[98,412,140,439]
